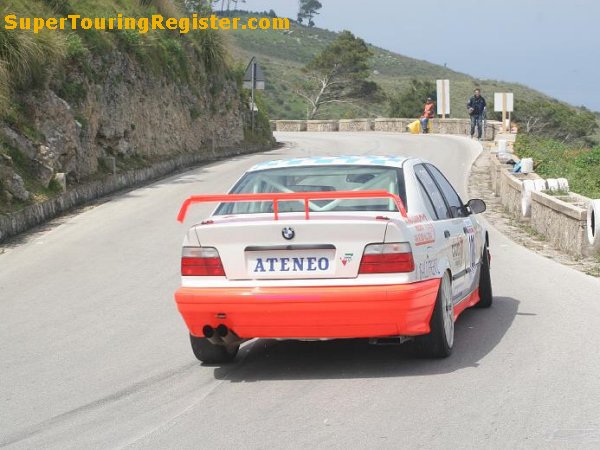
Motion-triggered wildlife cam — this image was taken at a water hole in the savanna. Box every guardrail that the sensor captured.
[271,118,503,141]
[489,139,600,258]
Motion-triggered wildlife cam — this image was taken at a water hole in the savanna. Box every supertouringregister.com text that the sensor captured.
[1,14,290,34]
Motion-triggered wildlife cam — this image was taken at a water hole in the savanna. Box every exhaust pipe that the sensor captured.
[216,324,244,346]
[203,325,215,338]
[203,325,224,345]
[203,324,245,346]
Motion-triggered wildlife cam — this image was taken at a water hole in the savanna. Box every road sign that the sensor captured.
[494,93,514,132]
[494,93,514,112]
[243,58,265,90]
[243,57,265,132]
[436,80,450,117]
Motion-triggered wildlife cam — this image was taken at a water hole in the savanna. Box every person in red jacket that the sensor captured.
[420,97,436,134]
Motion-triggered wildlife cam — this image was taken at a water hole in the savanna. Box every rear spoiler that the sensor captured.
[177,190,407,222]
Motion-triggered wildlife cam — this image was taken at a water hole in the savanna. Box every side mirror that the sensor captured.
[466,199,486,215]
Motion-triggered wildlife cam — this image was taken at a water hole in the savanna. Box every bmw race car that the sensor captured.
[174,156,492,363]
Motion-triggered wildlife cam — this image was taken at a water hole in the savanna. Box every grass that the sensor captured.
[0,0,237,214]
[227,12,558,120]
[515,135,600,199]
[0,141,62,214]
[0,0,229,116]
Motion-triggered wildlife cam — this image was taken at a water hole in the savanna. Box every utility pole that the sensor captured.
[251,60,256,132]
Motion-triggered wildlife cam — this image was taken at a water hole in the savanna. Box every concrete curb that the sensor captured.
[0,143,271,243]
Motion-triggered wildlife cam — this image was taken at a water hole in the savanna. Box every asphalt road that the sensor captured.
[1,132,600,449]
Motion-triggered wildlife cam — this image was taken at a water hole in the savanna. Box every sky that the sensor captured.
[241,0,600,111]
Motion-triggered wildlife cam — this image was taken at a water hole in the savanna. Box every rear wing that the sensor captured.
[177,190,407,222]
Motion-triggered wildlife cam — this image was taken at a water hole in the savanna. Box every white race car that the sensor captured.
[174,156,492,363]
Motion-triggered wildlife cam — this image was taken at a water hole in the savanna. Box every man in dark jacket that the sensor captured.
[467,88,486,139]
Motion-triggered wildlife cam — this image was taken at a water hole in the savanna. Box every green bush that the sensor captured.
[511,99,598,146]
[388,79,436,118]
[515,135,600,199]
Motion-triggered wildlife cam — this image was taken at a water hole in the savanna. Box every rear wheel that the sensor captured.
[415,272,454,358]
[475,246,493,308]
[190,334,239,364]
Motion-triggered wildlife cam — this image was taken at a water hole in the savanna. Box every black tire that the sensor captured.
[415,272,454,358]
[475,246,493,308]
[190,334,239,364]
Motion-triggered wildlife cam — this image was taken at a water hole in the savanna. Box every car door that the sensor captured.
[413,164,467,302]
[424,164,477,302]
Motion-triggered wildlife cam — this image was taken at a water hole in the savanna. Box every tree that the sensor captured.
[511,99,598,145]
[297,0,322,27]
[295,31,380,119]
[184,0,219,13]
[388,79,436,118]
[230,0,246,11]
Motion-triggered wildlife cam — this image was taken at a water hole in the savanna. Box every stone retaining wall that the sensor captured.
[489,136,597,258]
[306,120,339,132]
[338,119,373,132]
[272,120,307,132]
[530,191,592,257]
[498,169,524,217]
[0,143,268,243]
[272,118,501,140]
[373,118,409,132]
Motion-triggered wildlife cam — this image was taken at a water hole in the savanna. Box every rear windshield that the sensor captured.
[215,165,406,215]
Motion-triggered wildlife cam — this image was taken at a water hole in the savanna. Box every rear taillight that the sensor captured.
[359,243,414,274]
[181,247,225,276]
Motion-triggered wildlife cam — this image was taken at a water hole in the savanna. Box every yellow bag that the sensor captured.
[407,120,421,134]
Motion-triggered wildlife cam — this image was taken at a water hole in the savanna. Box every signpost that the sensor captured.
[494,92,514,132]
[243,57,265,132]
[436,79,450,118]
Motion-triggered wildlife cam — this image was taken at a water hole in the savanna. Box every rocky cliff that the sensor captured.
[0,0,273,213]
[0,51,253,206]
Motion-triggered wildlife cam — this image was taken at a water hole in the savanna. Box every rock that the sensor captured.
[34,160,54,188]
[30,90,80,176]
[54,172,67,192]
[2,188,13,203]
[0,165,30,201]
[37,145,59,166]
[0,153,12,167]
[0,126,37,160]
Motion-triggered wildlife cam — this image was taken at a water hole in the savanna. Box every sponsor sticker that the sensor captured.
[414,222,436,246]
[253,256,330,273]
[339,253,354,266]
[464,219,477,272]
[418,258,440,280]
[451,237,465,266]
[406,214,428,225]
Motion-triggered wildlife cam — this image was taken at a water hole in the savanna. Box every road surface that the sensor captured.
[1,132,599,449]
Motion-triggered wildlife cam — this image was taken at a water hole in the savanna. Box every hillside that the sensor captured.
[228,12,555,120]
[0,1,272,214]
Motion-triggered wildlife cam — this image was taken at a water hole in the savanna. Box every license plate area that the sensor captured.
[245,249,336,279]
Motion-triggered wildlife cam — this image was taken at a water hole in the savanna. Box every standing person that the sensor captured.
[420,97,436,134]
[467,88,486,139]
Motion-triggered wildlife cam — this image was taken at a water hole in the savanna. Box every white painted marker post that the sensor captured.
[494,93,514,132]
[436,80,450,119]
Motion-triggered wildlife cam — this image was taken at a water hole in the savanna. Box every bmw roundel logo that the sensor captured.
[282,227,295,240]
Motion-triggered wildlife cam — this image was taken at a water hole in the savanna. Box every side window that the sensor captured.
[416,182,438,220]
[414,165,450,220]
[426,164,466,218]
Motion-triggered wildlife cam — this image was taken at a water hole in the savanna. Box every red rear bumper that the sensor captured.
[174,279,441,339]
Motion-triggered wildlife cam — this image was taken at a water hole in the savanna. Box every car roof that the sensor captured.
[247,155,412,172]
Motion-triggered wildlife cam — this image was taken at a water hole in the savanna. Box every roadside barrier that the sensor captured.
[521,179,546,217]
[588,199,600,248]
